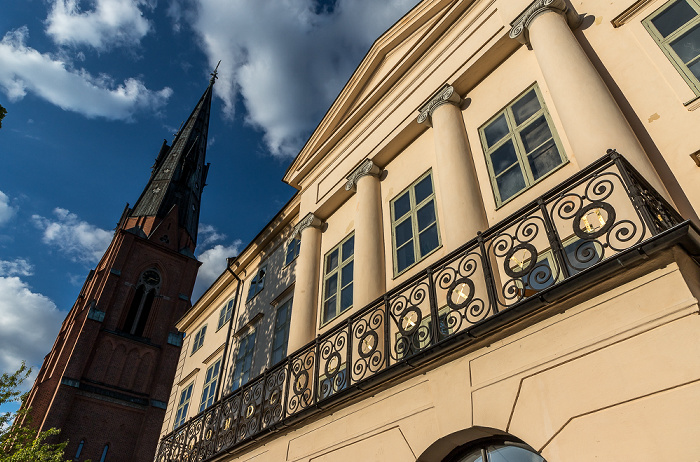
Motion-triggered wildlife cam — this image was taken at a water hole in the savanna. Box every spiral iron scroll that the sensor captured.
[389,279,432,361]
[352,305,385,382]
[318,331,348,400]
[287,349,315,414]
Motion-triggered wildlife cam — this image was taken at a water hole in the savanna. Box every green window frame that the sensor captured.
[246,266,266,301]
[270,298,293,365]
[285,236,301,266]
[190,325,207,355]
[479,84,567,206]
[199,357,221,412]
[644,0,700,95]
[173,382,194,429]
[217,297,235,330]
[321,233,354,326]
[390,171,441,276]
[231,330,257,391]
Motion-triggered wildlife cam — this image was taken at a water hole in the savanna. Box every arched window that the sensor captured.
[74,439,84,460]
[99,444,109,462]
[123,269,161,337]
[445,438,545,462]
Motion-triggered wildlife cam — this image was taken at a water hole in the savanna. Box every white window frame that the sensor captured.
[173,382,194,429]
[199,357,221,412]
[190,325,207,355]
[231,330,257,391]
[217,298,235,330]
[270,298,293,365]
[247,266,267,301]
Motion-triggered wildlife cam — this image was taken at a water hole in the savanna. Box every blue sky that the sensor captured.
[0,0,418,383]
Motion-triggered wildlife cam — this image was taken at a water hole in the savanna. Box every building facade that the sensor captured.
[157,0,700,461]
[24,76,216,462]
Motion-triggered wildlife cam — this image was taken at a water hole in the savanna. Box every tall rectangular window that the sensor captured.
[190,325,207,354]
[285,236,301,265]
[391,171,441,275]
[271,298,293,365]
[644,0,700,95]
[173,382,194,429]
[321,234,354,325]
[199,358,221,412]
[217,298,235,330]
[231,331,256,391]
[479,85,566,205]
[247,266,266,301]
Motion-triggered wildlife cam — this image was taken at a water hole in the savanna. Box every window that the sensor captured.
[122,269,161,337]
[191,325,207,354]
[231,330,257,391]
[173,382,194,429]
[247,266,266,301]
[99,444,108,462]
[391,172,441,275]
[270,298,293,365]
[321,234,354,325]
[479,85,566,206]
[447,439,546,462]
[217,297,235,330]
[199,358,221,412]
[285,236,301,265]
[644,0,700,95]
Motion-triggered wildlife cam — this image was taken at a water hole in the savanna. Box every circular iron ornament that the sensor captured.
[446,277,475,310]
[573,202,616,240]
[503,243,538,278]
[293,371,309,394]
[398,306,422,335]
[358,331,378,358]
[325,352,341,376]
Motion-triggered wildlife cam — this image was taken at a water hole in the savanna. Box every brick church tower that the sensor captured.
[23,73,217,462]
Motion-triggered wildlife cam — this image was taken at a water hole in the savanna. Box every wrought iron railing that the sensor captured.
[155,151,683,462]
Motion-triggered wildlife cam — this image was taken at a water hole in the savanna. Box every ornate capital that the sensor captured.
[416,84,461,126]
[345,159,381,191]
[290,213,322,240]
[509,0,582,47]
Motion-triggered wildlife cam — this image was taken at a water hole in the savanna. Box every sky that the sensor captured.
[0,0,419,386]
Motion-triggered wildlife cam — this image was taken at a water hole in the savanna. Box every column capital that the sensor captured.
[291,213,322,239]
[416,84,461,126]
[345,159,381,191]
[509,0,582,47]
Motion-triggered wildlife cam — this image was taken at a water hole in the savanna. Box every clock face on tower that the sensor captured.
[143,270,161,286]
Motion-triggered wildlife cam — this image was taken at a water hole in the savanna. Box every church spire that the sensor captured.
[130,70,217,248]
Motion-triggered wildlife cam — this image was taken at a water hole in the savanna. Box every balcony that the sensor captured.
[155,150,693,462]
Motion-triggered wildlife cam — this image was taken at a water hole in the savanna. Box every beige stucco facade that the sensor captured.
[158,0,700,460]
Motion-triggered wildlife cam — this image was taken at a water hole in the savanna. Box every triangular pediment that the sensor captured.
[283,0,462,188]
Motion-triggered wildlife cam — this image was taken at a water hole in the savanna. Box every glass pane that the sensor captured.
[325,274,338,299]
[395,218,413,247]
[323,296,336,323]
[484,113,510,147]
[490,139,519,176]
[273,331,285,349]
[340,285,353,311]
[528,139,562,180]
[342,236,354,261]
[326,249,339,273]
[688,55,700,79]
[341,260,354,286]
[651,0,696,37]
[417,200,436,231]
[496,165,526,202]
[487,444,545,462]
[670,23,700,63]
[393,192,411,220]
[414,175,433,204]
[512,89,541,125]
[396,243,415,273]
[455,451,483,462]
[276,305,287,324]
[418,224,439,256]
[520,116,552,153]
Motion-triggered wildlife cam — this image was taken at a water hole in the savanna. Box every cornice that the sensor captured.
[509,0,582,47]
[416,84,461,126]
[345,159,381,191]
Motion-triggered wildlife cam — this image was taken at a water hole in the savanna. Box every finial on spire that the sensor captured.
[210,60,221,84]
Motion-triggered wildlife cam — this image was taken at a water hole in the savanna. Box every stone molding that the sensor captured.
[417,84,461,126]
[291,213,322,240]
[345,159,381,191]
[509,0,583,47]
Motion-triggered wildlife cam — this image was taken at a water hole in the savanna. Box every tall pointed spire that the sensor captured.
[130,69,217,247]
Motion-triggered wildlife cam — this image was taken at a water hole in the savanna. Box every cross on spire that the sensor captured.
[210,60,221,84]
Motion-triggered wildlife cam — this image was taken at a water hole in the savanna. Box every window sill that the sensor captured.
[684,94,700,111]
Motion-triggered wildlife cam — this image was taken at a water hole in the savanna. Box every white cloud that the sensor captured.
[45,0,153,51]
[0,27,173,121]
[189,0,417,156]
[0,276,63,374]
[192,240,243,301]
[198,223,226,248]
[32,208,113,264]
[0,191,16,226]
[0,258,34,277]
